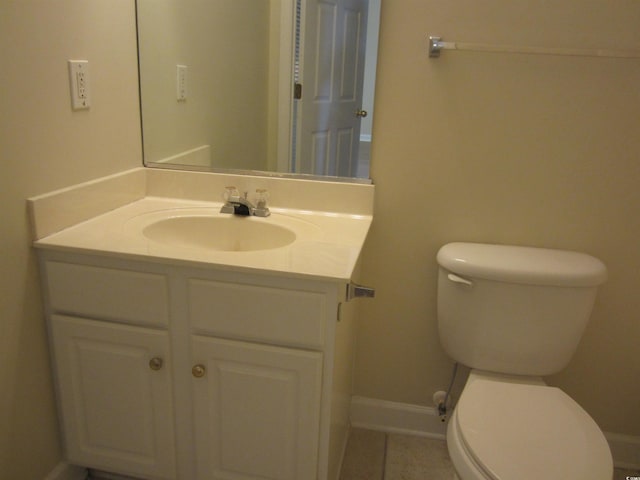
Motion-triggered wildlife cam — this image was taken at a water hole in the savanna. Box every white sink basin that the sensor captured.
[142,215,297,252]
[34,196,373,280]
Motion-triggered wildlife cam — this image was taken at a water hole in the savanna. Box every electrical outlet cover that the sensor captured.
[68,60,91,110]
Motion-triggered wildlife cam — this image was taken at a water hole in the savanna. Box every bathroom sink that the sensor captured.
[34,194,373,280]
[142,215,296,252]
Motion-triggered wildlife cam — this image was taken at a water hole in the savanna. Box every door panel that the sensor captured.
[298,0,368,177]
[51,315,175,479]
[192,335,322,480]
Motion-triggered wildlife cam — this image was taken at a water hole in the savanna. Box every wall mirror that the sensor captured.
[136,0,380,183]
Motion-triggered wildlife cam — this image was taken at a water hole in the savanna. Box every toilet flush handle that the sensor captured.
[447,273,473,287]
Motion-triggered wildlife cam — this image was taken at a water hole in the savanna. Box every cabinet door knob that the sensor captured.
[149,357,164,371]
[192,364,206,378]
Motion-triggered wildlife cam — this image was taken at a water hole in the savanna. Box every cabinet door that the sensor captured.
[191,336,323,480]
[51,315,176,479]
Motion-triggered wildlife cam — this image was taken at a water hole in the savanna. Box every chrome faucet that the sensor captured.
[220,187,270,217]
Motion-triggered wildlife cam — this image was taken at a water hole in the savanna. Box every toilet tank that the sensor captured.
[437,243,607,376]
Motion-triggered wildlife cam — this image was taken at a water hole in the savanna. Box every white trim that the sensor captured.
[87,470,139,480]
[155,145,211,167]
[350,396,447,439]
[43,462,87,480]
[605,432,640,469]
[276,0,295,173]
[350,396,640,470]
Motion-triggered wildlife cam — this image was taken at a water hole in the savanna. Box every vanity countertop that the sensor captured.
[33,196,372,282]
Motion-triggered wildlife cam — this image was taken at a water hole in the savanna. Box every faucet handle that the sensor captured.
[220,186,239,214]
[223,186,239,202]
[253,189,270,217]
[254,189,269,207]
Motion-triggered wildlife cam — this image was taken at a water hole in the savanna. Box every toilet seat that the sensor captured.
[453,372,612,480]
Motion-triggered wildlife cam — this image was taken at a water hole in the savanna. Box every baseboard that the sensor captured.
[605,432,640,469]
[350,396,447,439]
[43,400,639,479]
[88,470,140,480]
[350,396,640,469]
[155,145,211,167]
[43,462,87,480]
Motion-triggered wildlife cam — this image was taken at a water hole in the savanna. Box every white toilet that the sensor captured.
[436,242,613,480]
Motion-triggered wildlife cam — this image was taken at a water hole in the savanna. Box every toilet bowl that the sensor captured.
[436,242,613,480]
[447,371,612,480]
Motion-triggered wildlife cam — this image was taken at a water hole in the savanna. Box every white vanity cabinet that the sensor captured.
[43,258,177,479]
[50,315,177,480]
[39,250,356,480]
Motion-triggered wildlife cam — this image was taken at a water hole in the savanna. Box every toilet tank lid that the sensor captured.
[437,242,607,287]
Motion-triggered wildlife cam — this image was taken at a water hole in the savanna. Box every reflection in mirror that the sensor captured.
[136,0,380,182]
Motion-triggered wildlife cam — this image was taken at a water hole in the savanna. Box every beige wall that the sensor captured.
[0,1,141,478]
[359,0,640,436]
[1,1,639,478]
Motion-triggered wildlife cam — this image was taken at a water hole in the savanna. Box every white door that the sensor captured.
[51,315,176,479]
[297,0,369,177]
[191,335,323,480]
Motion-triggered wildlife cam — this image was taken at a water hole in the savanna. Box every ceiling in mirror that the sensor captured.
[136,0,380,182]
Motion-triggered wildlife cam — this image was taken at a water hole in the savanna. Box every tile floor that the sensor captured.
[339,429,454,480]
[339,428,640,480]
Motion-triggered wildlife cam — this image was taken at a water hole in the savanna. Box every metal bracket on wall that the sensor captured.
[346,282,375,301]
